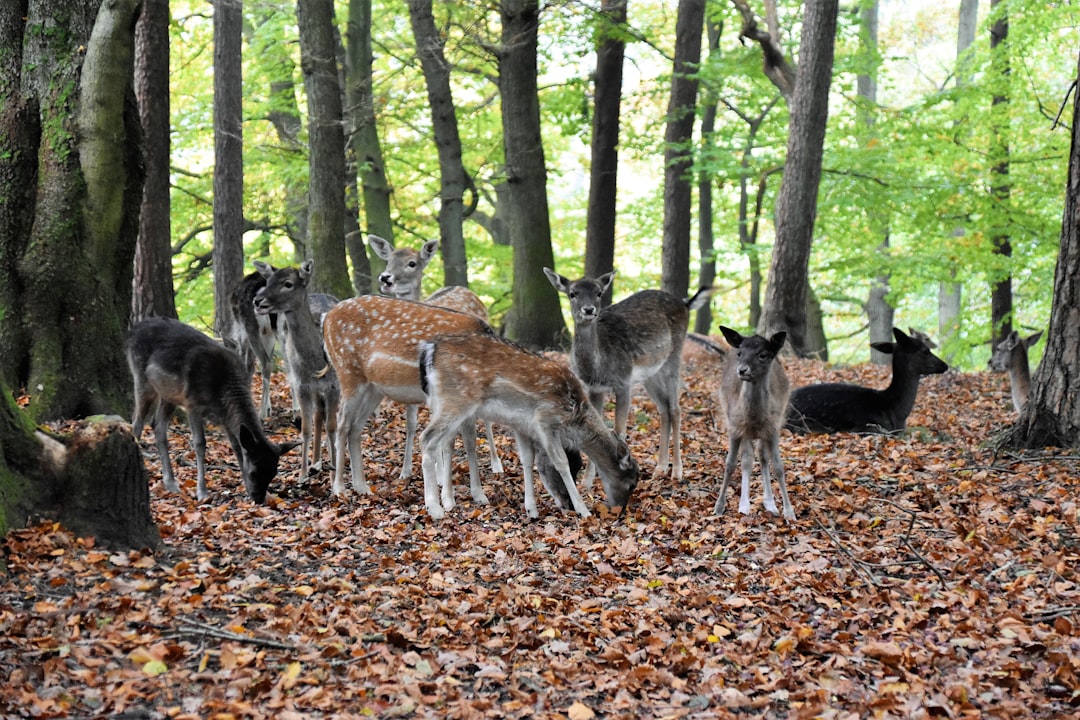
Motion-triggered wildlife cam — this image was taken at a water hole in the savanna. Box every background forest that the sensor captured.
[165,0,1076,370]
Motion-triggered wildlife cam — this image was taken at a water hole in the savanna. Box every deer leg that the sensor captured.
[541,438,590,519]
[400,404,419,479]
[420,418,457,520]
[258,360,273,421]
[514,433,540,519]
[311,405,325,475]
[757,440,778,515]
[582,391,608,490]
[644,376,681,480]
[460,420,489,505]
[767,434,794,520]
[298,394,313,477]
[334,388,381,495]
[738,439,755,515]
[714,435,742,515]
[152,402,180,494]
[187,412,210,502]
[484,421,504,474]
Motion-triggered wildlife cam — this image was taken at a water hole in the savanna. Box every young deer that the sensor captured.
[786,327,948,434]
[714,327,793,520]
[321,295,494,499]
[125,317,298,503]
[989,329,1043,413]
[418,332,639,521]
[544,268,712,482]
[369,234,504,479]
[253,260,339,476]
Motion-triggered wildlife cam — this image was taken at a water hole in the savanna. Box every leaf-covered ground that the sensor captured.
[2,349,1079,719]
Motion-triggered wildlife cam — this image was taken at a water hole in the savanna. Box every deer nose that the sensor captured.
[581,305,597,318]
[379,272,393,286]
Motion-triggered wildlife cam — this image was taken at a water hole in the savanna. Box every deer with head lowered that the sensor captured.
[368,233,504,480]
[125,317,299,503]
[418,331,639,521]
[989,329,1043,413]
[786,327,948,434]
[253,259,339,477]
[714,326,793,520]
[544,268,712,482]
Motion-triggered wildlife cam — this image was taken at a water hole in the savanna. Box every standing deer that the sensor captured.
[253,260,339,476]
[544,268,712,482]
[369,234,504,479]
[989,329,1043,413]
[418,332,639,521]
[785,327,948,434]
[125,317,298,503]
[321,295,494,500]
[714,327,793,520]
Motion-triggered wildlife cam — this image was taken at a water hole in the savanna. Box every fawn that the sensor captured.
[989,329,1043,413]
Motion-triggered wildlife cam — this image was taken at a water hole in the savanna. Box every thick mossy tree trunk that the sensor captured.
[0,0,143,420]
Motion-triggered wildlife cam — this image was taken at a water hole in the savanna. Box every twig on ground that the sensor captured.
[812,515,880,587]
[176,617,303,651]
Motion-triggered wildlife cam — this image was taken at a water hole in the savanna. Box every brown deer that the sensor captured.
[714,327,793,520]
[125,317,298,503]
[418,332,639,520]
[544,268,712,483]
[321,295,493,500]
[989,329,1043,413]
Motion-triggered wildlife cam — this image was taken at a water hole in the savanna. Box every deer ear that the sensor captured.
[543,267,569,293]
[300,259,314,282]
[598,270,616,294]
[420,239,440,262]
[871,342,895,354]
[1026,330,1044,347]
[718,326,743,349]
[367,234,392,260]
[892,327,910,343]
[769,331,787,351]
[277,440,301,457]
[253,260,274,279]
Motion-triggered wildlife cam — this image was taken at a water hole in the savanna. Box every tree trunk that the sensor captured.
[1003,57,1080,449]
[298,0,352,299]
[0,0,143,420]
[989,0,1012,346]
[695,20,721,335]
[758,0,839,356]
[660,0,705,300]
[498,0,566,349]
[585,0,627,307]
[345,0,393,292]
[212,0,245,340]
[407,0,469,288]
[132,0,176,322]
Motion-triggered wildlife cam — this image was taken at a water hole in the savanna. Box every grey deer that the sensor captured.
[253,260,339,476]
[544,268,712,482]
[785,327,948,434]
[125,317,298,503]
[368,233,504,480]
[714,327,793,520]
[418,331,639,521]
[989,329,1043,413]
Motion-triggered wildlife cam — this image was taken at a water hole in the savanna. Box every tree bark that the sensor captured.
[213,0,245,340]
[0,0,143,419]
[407,0,469,288]
[498,0,566,349]
[695,20,721,335]
[989,0,1012,347]
[133,0,177,322]
[585,0,627,307]
[298,0,353,299]
[758,0,839,355]
[1003,59,1080,449]
[660,0,705,300]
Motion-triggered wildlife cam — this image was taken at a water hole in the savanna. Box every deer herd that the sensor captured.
[124,236,1040,524]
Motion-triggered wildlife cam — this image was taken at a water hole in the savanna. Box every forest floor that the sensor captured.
[1,344,1079,719]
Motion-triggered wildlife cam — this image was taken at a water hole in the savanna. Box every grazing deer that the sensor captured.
[786,327,948,434]
[989,329,1043,413]
[369,234,504,479]
[418,332,639,520]
[321,295,493,500]
[714,327,793,520]
[125,317,298,503]
[544,268,712,482]
[253,260,339,476]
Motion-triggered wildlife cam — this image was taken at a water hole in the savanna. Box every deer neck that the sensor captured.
[571,319,605,379]
[1009,348,1031,409]
[882,356,922,421]
[281,300,326,370]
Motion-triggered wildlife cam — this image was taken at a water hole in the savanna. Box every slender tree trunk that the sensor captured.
[132,0,176,322]
[660,0,705,300]
[989,0,1012,347]
[407,0,469,288]
[758,0,839,355]
[212,0,244,340]
[585,0,627,307]
[298,0,352,299]
[498,0,565,349]
[695,20,721,335]
[345,0,393,292]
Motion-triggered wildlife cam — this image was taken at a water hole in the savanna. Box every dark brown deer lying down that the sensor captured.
[785,327,948,434]
[125,317,298,503]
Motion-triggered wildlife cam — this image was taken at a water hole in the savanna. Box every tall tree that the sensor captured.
[497,0,566,348]
[695,19,721,335]
[297,0,352,299]
[660,0,706,300]
[212,0,244,340]
[757,0,839,355]
[0,0,144,418]
[1003,70,1080,449]
[132,0,176,322]
[345,0,393,292]
[989,0,1012,346]
[584,0,628,307]
[407,0,469,288]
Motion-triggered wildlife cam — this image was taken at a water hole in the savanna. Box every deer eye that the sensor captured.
[568,291,577,299]
[284,280,294,289]
[407,261,417,269]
